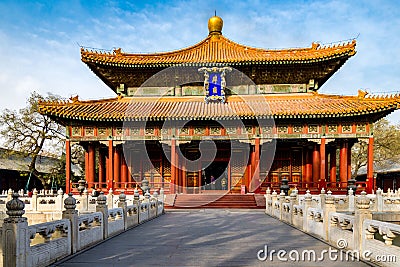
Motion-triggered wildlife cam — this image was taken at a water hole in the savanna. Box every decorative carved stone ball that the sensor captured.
[134,189,140,200]
[97,192,107,206]
[145,191,151,199]
[305,190,312,201]
[325,191,334,204]
[6,193,25,217]
[356,191,370,209]
[64,193,76,210]
[119,191,126,202]
[153,191,159,199]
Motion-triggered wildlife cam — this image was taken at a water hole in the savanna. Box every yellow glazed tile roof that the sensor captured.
[38,91,400,122]
[81,35,356,66]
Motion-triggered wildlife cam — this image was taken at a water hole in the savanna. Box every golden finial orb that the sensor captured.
[208,15,223,35]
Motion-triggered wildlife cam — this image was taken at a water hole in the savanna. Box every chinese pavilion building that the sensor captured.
[39,16,400,195]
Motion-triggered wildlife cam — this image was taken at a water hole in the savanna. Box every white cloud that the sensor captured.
[0,0,400,123]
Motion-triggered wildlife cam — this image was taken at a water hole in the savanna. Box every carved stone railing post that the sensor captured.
[2,193,29,267]
[354,191,372,252]
[279,192,285,220]
[81,188,89,212]
[303,190,312,232]
[348,188,355,212]
[289,191,297,224]
[62,193,78,254]
[323,191,336,240]
[56,188,64,212]
[376,188,383,212]
[6,189,13,202]
[118,191,127,230]
[31,188,38,212]
[264,188,271,214]
[107,189,114,209]
[320,188,326,210]
[96,192,108,239]
[160,188,164,201]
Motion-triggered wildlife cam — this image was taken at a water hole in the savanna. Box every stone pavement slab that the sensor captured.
[53,209,371,267]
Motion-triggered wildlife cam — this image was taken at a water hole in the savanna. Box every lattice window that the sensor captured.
[84,127,94,136]
[72,127,82,136]
[342,124,352,133]
[262,126,273,134]
[131,127,140,135]
[278,125,288,133]
[293,125,302,133]
[356,123,366,132]
[163,159,171,175]
[194,127,205,135]
[281,160,290,172]
[210,127,221,135]
[161,127,169,135]
[308,125,318,133]
[115,128,123,136]
[179,127,189,135]
[145,127,154,135]
[292,151,302,172]
[328,124,338,133]
[98,127,107,136]
[226,127,236,135]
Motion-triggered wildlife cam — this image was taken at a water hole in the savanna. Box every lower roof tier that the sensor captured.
[38,91,400,123]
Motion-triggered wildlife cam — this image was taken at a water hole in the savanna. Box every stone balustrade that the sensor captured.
[265,188,400,266]
[0,189,164,267]
[0,187,165,227]
[362,219,400,267]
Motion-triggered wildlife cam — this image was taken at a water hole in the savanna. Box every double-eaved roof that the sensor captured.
[38,16,399,124]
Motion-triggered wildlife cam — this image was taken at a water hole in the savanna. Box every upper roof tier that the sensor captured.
[81,16,357,92]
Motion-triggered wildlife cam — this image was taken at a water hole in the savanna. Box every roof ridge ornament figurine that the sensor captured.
[199,66,231,103]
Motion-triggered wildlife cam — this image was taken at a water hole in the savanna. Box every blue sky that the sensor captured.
[1,0,400,122]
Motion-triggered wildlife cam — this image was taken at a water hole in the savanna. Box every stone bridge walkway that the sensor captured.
[54,210,371,267]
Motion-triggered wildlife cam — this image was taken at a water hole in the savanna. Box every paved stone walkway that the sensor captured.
[55,210,371,266]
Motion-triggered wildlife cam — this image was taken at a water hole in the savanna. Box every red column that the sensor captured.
[128,150,133,188]
[65,140,71,193]
[114,146,121,189]
[304,147,313,185]
[329,148,337,184]
[312,144,320,184]
[339,141,348,185]
[182,159,187,194]
[85,149,89,181]
[367,137,374,193]
[107,140,113,190]
[171,139,176,194]
[98,149,105,188]
[88,144,96,189]
[347,143,352,179]
[121,154,128,188]
[253,138,260,192]
[319,138,326,189]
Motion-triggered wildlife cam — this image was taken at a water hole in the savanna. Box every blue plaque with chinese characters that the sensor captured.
[208,72,222,98]
[198,67,231,103]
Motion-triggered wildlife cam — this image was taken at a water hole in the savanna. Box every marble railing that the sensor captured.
[265,189,400,266]
[0,190,164,267]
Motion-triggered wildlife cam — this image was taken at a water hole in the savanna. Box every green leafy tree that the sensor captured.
[0,92,65,188]
[352,118,400,178]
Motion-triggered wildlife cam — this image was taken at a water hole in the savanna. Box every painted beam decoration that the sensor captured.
[199,66,231,103]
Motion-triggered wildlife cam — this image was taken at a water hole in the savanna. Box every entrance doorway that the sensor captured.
[201,160,229,191]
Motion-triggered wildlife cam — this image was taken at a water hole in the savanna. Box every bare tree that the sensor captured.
[0,92,65,188]
[352,119,400,178]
